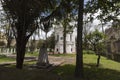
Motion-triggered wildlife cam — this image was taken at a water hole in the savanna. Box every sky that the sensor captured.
[84,0,89,4]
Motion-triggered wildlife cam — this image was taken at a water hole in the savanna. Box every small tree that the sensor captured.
[46,32,55,54]
[86,29,105,67]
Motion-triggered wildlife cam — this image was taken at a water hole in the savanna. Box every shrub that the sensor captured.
[83,50,95,54]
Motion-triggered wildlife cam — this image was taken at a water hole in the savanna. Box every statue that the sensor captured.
[36,43,49,67]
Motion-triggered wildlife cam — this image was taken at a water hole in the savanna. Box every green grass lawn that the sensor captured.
[49,53,75,57]
[0,55,15,62]
[52,54,120,80]
[0,54,120,80]
[25,52,39,57]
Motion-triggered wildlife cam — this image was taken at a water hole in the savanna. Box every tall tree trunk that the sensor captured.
[6,26,12,48]
[46,32,47,41]
[7,38,11,48]
[45,32,49,63]
[94,44,101,67]
[84,21,88,50]
[16,32,28,69]
[63,24,66,54]
[75,0,84,78]
[96,54,101,67]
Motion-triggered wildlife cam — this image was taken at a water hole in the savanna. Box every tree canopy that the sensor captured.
[1,0,60,69]
[85,0,120,24]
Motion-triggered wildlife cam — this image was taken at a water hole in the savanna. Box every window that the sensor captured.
[60,37,63,40]
[57,48,59,52]
[71,48,72,51]
[57,35,59,41]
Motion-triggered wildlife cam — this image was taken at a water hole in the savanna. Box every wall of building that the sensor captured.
[106,27,120,55]
[54,27,76,54]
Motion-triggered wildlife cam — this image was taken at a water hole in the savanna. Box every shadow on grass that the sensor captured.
[0,66,59,80]
[52,64,120,80]
[0,63,120,80]
[84,63,120,80]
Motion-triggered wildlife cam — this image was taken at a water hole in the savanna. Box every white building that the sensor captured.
[54,26,76,54]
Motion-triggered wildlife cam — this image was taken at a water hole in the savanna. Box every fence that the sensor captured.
[0,47,16,55]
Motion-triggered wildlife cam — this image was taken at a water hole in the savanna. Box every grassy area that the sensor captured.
[0,55,15,62]
[0,66,58,80]
[25,52,39,57]
[83,54,120,71]
[0,54,120,80]
[49,53,76,57]
[52,54,120,80]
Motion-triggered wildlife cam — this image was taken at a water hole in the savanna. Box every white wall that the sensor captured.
[54,26,76,54]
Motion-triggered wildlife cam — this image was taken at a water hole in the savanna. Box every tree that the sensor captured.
[85,0,120,58]
[1,0,60,69]
[41,20,52,41]
[5,25,14,48]
[85,0,120,27]
[83,13,93,50]
[46,32,56,54]
[29,37,36,54]
[0,9,14,48]
[75,0,84,78]
[62,17,74,54]
[86,29,105,67]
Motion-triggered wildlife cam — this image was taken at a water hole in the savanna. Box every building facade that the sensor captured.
[54,27,76,54]
[105,27,120,54]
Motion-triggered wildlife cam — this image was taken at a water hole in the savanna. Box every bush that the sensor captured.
[83,50,95,54]
[0,54,7,58]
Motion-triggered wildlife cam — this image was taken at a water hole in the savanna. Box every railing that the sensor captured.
[0,47,16,55]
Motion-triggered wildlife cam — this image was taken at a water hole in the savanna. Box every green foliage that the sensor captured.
[0,54,7,58]
[46,33,55,50]
[85,0,120,24]
[85,29,105,53]
[1,0,66,68]
[36,39,44,48]
[83,50,95,54]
